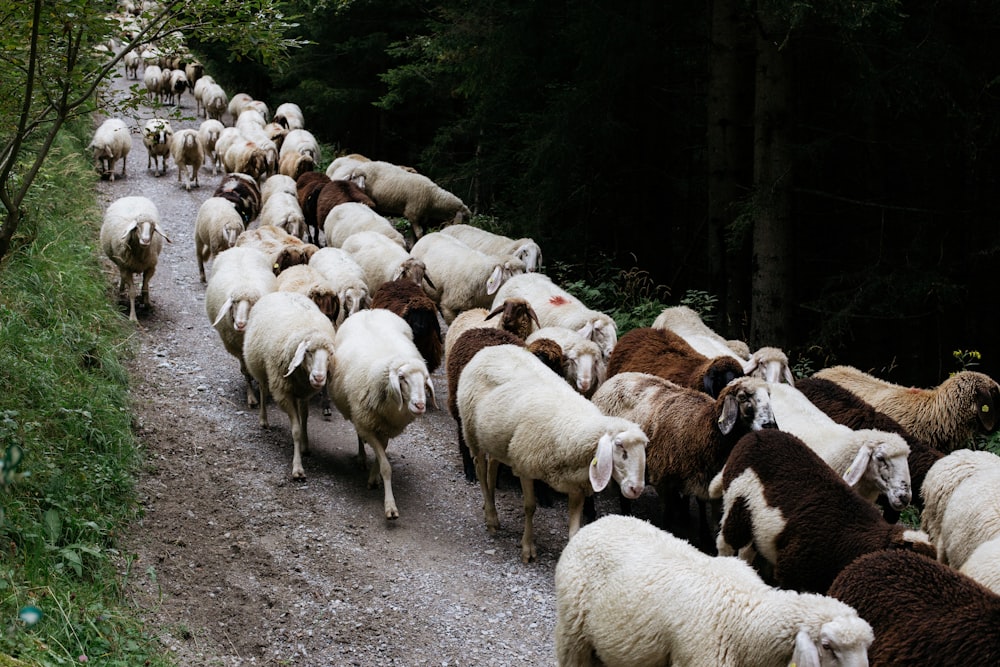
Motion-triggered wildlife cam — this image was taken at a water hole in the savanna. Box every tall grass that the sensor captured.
[0,124,172,665]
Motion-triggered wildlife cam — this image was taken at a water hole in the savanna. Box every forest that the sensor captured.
[191,0,1000,385]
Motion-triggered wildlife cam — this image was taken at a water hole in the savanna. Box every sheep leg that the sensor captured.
[123,271,138,322]
[238,358,259,407]
[519,475,538,563]
[356,435,367,469]
[140,265,155,311]
[257,381,270,429]
[474,451,500,533]
[566,490,586,540]
[284,397,308,480]
[365,435,398,520]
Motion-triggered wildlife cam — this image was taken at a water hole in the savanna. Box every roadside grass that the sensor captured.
[0,123,173,666]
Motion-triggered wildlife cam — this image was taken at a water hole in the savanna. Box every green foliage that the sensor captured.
[548,253,671,335]
[0,123,171,665]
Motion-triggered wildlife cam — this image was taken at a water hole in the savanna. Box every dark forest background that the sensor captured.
[194,0,1000,386]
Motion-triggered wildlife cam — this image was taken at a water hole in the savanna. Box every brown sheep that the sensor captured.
[371,278,444,374]
[608,326,745,398]
[296,171,331,245]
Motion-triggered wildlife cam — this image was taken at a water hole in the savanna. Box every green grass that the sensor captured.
[0,124,173,665]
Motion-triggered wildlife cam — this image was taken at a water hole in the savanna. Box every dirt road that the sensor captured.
[93,68,652,666]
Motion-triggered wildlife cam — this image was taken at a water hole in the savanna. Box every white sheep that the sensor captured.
[193,74,215,116]
[491,272,617,364]
[308,247,371,326]
[123,49,141,79]
[652,305,794,384]
[919,448,1000,569]
[440,223,543,272]
[456,343,647,562]
[261,174,298,207]
[813,365,1000,453]
[259,191,308,240]
[244,291,337,480]
[88,118,131,182]
[273,102,304,130]
[227,92,254,121]
[142,118,172,176]
[341,230,432,295]
[410,231,526,324]
[280,128,321,163]
[197,119,225,176]
[194,197,245,283]
[204,246,277,407]
[325,153,370,183]
[555,514,874,667]
[201,82,229,122]
[959,538,1000,594]
[525,326,604,396]
[100,196,170,322]
[328,308,435,519]
[323,201,406,249]
[169,128,203,190]
[347,160,471,239]
[142,64,163,101]
[768,381,913,510]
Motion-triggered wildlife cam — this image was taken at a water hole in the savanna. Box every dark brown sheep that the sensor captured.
[796,375,945,522]
[828,549,1000,664]
[315,179,376,232]
[371,278,444,374]
[295,171,330,244]
[712,429,935,594]
[607,326,744,398]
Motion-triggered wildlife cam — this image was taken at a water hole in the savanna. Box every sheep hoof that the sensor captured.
[292,472,306,482]
[521,546,536,564]
[385,507,399,520]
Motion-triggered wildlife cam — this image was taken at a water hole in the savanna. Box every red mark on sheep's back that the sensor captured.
[549,295,569,306]
[907,387,929,394]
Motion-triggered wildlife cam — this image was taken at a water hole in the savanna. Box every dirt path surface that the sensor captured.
[93,68,658,667]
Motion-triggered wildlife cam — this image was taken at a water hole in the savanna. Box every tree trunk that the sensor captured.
[749,26,794,349]
[706,0,754,338]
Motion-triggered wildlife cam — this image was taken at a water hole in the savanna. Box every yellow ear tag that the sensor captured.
[983,405,990,413]
[591,457,598,468]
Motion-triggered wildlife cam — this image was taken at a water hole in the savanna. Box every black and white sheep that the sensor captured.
[767,381,913,510]
[555,514,874,667]
[244,291,337,480]
[89,118,131,182]
[169,128,203,190]
[347,160,471,240]
[795,375,945,522]
[370,278,443,373]
[920,449,1000,570]
[456,344,647,562]
[340,230,433,295]
[592,372,776,546]
[491,272,618,364]
[711,429,934,594]
[607,326,744,398]
[814,364,1000,452]
[328,308,435,519]
[194,197,245,283]
[214,172,262,226]
[100,195,170,322]
[440,223,543,272]
[828,549,1000,664]
[142,118,172,176]
[204,246,277,407]
[273,102,304,130]
[410,231,526,324]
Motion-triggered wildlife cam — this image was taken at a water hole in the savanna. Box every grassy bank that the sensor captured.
[0,123,172,666]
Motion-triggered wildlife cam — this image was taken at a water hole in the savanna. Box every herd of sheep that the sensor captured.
[91,6,1000,664]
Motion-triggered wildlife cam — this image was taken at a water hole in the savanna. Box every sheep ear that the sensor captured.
[527,304,541,328]
[718,394,739,434]
[422,272,436,291]
[486,265,504,295]
[211,298,233,327]
[389,367,404,409]
[589,434,615,492]
[285,340,309,377]
[782,365,795,386]
[791,629,822,667]
[120,220,139,240]
[577,322,594,340]
[741,356,759,375]
[842,445,872,487]
[484,303,505,321]
[155,227,172,243]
